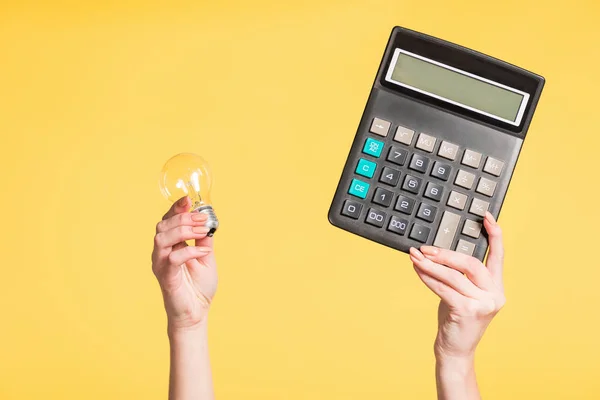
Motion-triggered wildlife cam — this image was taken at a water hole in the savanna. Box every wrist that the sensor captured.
[436,352,476,385]
[168,317,208,341]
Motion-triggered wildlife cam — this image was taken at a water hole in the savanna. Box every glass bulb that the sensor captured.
[159,152,219,235]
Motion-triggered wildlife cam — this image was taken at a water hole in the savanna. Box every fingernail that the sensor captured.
[196,246,212,253]
[409,247,425,261]
[193,226,209,234]
[420,246,439,256]
[485,211,497,224]
[191,213,208,221]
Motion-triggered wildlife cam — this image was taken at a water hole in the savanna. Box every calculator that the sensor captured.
[328,26,545,261]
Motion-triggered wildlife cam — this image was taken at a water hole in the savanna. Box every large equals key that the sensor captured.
[433,211,461,249]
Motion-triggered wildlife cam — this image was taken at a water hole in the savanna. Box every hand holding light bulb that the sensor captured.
[152,153,219,331]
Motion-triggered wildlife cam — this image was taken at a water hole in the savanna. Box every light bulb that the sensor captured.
[159,152,219,236]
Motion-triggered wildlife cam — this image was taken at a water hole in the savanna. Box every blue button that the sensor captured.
[355,158,377,178]
[348,178,370,199]
[362,137,384,158]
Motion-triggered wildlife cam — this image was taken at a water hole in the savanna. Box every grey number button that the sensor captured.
[387,216,409,236]
[462,149,482,169]
[476,177,497,197]
[415,133,437,153]
[469,198,490,217]
[430,161,452,181]
[455,169,476,189]
[409,153,430,173]
[424,182,444,202]
[379,167,401,186]
[341,200,362,219]
[365,208,387,228]
[447,190,468,211]
[456,239,476,256]
[416,202,437,223]
[394,125,415,145]
[438,141,459,161]
[462,219,482,238]
[394,195,416,215]
[372,187,393,207]
[387,146,408,166]
[402,174,422,194]
[370,117,391,137]
[483,157,504,177]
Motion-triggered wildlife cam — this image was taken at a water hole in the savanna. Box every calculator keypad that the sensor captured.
[339,117,507,258]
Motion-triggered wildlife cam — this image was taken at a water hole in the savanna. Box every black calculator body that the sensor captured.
[328,26,544,261]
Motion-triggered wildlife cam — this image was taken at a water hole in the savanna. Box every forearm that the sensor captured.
[168,320,214,400]
[435,355,480,400]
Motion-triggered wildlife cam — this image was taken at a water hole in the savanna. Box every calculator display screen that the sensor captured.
[385,49,530,126]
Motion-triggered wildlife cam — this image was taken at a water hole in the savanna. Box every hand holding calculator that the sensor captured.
[328,27,544,261]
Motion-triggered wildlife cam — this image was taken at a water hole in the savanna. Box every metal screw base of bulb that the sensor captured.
[194,205,219,236]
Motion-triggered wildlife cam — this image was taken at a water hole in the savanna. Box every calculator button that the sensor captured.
[462,219,482,239]
[370,117,391,137]
[362,137,384,158]
[394,195,416,215]
[341,200,362,219]
[415,133,437,153]
[430,162,452,181]
[456,239,476,256]
[462,149,482,169]
[394,125,415,145]
[355,158,377,179]
[433,211,461,249]
[416,202,437,223]
[424,182,444,202]
[348,178,370,199]
[476,177,497,197]
[401,174,422,194]
[438,141,459,161]
[483,157,504,177]
[409,154,430,173]
[409,224,431,243]
[379,167,401,186]
[387,146,408,166]
[365,208,386,228]
[469,198,490,217]
[387,216,409,235]
[455,169,476,190]
[372,187,393,207]
[447,190,468,211]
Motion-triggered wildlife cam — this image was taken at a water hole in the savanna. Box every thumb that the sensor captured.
[484,211,504,287]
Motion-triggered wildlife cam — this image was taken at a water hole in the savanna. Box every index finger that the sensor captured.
[162,196,191,220]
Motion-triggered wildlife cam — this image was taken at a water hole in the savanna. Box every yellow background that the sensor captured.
[1,0,599,398]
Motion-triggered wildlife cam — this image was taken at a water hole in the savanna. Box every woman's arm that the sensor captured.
[168,321,214,400]
[410,211,506,400]
[152,196,218,400]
